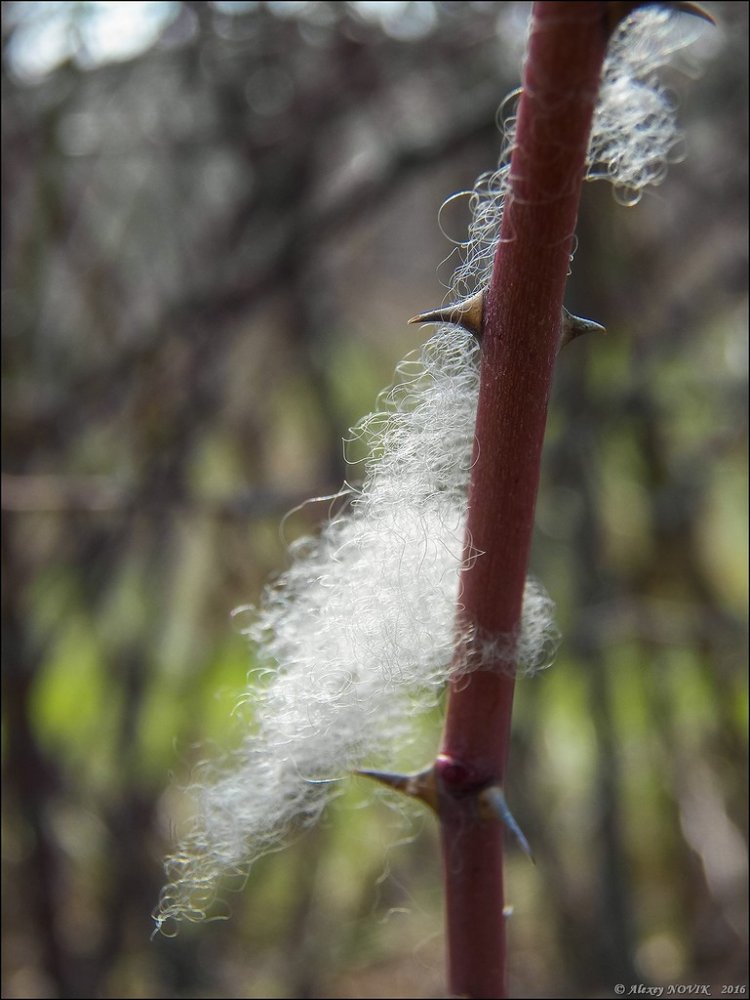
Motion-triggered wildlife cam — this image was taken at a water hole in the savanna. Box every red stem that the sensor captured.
[438,5,610,997]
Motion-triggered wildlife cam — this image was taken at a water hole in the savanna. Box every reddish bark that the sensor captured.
[438,5,611,996]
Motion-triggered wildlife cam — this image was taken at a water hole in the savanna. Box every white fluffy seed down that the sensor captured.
[155,8,704,931]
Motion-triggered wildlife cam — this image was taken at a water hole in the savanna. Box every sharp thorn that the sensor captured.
[409,289,485,340]
[671,1,716,23]
[479,786,535,863]
[409,296,603,353]
[560,308,606,350]
[355,765,439,813]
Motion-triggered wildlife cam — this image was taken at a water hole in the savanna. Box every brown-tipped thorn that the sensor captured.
[409,295,603,352]
[605,1,715,36]
[355,765,439,813]
[478,785,535,863]
[560,308,606,351]
[408,289,485,341]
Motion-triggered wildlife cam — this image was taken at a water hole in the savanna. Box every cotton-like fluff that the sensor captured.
[587,7,703,201]
[155,8,704,931]
[157,327,557,930]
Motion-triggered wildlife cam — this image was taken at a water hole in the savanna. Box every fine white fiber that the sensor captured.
[155,8,704,931]
[587,8,705,202]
